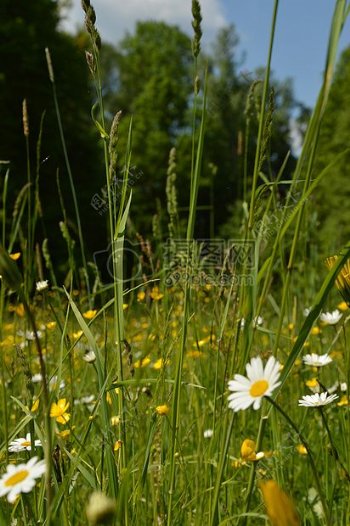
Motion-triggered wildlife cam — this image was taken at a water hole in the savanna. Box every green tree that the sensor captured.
[100,21,193,232]
[0,0,104,263]
[313,46,350,254]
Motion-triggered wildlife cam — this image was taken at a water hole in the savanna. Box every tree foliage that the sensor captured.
[0,0,104,259]
[313,46,350,253]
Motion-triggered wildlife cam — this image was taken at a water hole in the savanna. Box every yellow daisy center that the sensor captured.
[22,441,31,447]
[5,469,29,487]
[250,379,269,397]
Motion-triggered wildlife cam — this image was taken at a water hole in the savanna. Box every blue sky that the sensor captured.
[61,0,350,108]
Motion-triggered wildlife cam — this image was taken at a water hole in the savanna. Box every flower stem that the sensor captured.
[319,407,350,482]
[265,396,331,526]
[239,415,268,526]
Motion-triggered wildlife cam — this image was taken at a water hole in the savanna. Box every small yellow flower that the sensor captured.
[9,252,21,261]
[137,291,146,302]
[15,303,25,317]
[46,321,57,330]
[123,303,128,311]
[50,399,71,424]
[287,323,294,331]
[153,358,165,370]
[155,404,170,416]
[110,416,121,426]
[114,440,123,451]
[83,309,97,320]
[337,395,349,407]
[134,356,151,368]
[150,287,163,301]
[56,429,71,439]
[197,334,216,347]
[72,330,83,339]
[259,479,300,526]
[305,378,318,389]
[240,439,264,462]
[106,392,112,405]
[338,301,348,312]
[296,444,308,455]
[31,399,40,413]
[310,326,321,336]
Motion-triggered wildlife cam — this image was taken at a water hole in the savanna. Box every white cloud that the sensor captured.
[60,0,226,45]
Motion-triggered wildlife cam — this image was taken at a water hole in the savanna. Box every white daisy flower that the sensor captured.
[203,429,213,439]
[0,457,46,503]
[319,309,342,325]
[303,353,332,367]
[36,280,49,292]
[82,349,96,363]
[74,395,95,412]
[17,330,43,341]
[228,356,281,412]
[303,308,311,317]
[31,373,43,383]
[8,433,42,453]
[298,392,338,407]
[239,316,263,329]
[253,316,264,327]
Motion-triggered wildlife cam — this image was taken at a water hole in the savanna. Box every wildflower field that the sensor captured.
[1,1,350,525]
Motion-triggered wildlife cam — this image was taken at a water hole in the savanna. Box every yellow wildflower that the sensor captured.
[337,395,349,407]
[9,252,21,261]
[134,356,151,368]
[114,440,123,451]
[15,303,25,317]
[153,358,167,370]
[240,439,264,462]
[259,479,300,526]
[31,399,40,413]
[296,444,308,455]
[46,321,57,330]
[137,291,146,302]
[50,399,71,424]
[155,404,170,416]
[305,378,318,389]
[56,429,71,439]
[310,326,321,336]
[83,309,97,320]
[150,287,163,301]
[338,301,348,312]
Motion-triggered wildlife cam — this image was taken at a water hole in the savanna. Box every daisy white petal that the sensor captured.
[228,356,281,412]
[319,309,342,325]
[303,353,332,367]
[298,392,338,407]
[0,457,46,503]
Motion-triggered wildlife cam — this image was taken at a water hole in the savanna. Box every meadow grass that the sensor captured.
[0,0,350,525]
